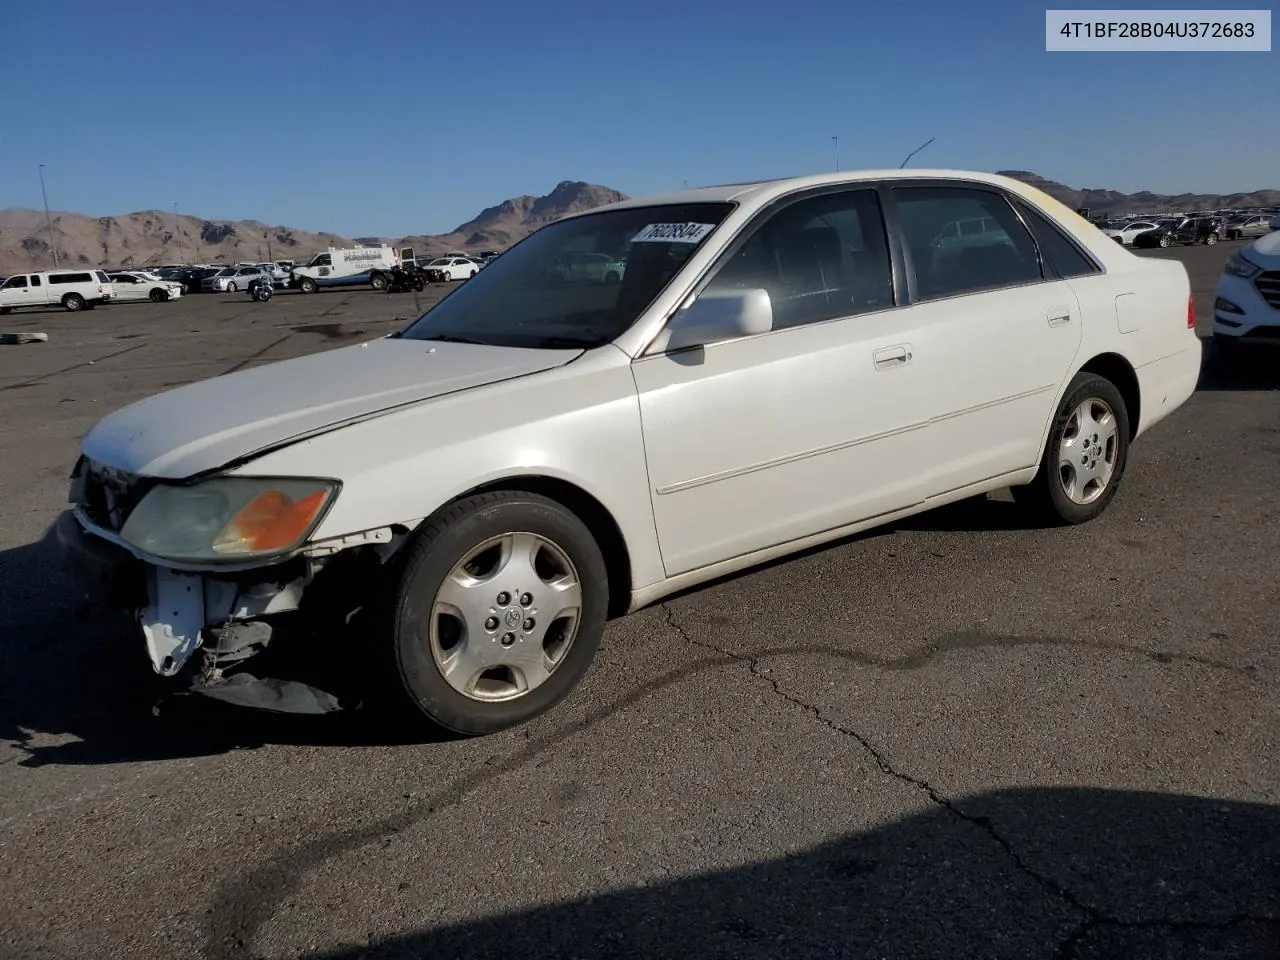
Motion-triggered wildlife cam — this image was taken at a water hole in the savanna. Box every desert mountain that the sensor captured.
[402,181,629,254]
[996,171,1280,216]
[3,172,1275,274]
[0,180,630,274]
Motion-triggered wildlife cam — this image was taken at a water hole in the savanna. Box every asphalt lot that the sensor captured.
[1,247,1278,960]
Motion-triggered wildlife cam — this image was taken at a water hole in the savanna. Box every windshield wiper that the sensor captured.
[420,333,493,346]
[530,336,597,349]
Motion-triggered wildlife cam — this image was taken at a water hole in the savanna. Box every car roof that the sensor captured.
[570,169,1070,219]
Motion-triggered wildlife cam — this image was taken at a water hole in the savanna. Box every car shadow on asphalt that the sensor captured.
[0,524,432,768]
[1195,337,1280,392]
[299,786,1279,960]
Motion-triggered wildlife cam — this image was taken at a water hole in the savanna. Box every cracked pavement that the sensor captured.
[1,246,1279,960]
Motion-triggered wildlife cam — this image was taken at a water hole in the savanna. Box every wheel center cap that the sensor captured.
[503,607,524,629]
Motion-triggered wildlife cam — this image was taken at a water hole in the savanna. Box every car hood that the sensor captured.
[81,337,583,479]
[1245,230,1280,266]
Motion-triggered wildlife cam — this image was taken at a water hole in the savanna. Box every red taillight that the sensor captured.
[1187,295,1195,329]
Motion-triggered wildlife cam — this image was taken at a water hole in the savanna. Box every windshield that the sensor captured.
[401,202,734,349]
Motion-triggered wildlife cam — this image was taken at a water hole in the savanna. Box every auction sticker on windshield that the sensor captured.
[632,223,716,243]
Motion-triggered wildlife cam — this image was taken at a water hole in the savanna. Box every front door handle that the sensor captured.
[873,344,911,369]
[1047,307,1072,327]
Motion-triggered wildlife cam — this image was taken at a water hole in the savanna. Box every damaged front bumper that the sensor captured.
[55,509,382,714]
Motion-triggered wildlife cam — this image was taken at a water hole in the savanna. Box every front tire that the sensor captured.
[381,491,608,737]
[228,282,238,292]
[1013,373,1130,525]
[1158,235,1171,248]
[1205,233,1218,246]
[149,288,168,302]
[298,277,318,294]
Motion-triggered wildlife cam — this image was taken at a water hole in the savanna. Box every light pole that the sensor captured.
[899,136,936,169]
[173,201,187,264]
[832,136,840,172]
[38,164,60,269]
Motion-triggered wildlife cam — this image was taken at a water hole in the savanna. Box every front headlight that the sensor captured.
[1224,253,1261,279]
[120,477,338,562]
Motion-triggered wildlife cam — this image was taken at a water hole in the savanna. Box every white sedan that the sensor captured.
[57,169,1201,736]
[107,272,185,302]
[201,266,267,292]
[1101,220,1159,245]
[423,257,479,282]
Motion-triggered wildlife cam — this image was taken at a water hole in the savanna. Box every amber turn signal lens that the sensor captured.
[212,488,330,555]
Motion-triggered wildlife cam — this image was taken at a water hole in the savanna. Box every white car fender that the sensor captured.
[230,345,669,592]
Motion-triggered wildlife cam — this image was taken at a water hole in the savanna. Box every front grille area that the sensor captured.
[73,458,156,532]
[1255,270,1280,310]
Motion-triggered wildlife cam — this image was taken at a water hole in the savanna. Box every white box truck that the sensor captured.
[290,245,415,293]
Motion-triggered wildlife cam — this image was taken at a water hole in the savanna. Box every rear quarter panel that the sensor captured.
[1002,179,1200,440]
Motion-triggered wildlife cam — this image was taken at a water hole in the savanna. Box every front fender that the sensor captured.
[229,348,667,591]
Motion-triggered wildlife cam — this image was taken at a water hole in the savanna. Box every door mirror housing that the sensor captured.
[657,288,774,353]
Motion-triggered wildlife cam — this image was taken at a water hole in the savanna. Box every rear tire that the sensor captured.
[1205,233,1218,246]
[370,272,388,291]
[1012,373,1130,526]
[63,293,85,312]
[378,490,608,737]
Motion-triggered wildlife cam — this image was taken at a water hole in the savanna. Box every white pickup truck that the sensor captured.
[290,245,415,293]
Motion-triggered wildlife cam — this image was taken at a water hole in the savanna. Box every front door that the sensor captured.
[632,186,934,577]
[0,275,37,310]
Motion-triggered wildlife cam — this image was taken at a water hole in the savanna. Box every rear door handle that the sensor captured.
[1047,307,1072,327]
[873,344,911,369]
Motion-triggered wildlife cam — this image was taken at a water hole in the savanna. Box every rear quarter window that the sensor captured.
[49,273,94,284]
[1011,200,1102,279]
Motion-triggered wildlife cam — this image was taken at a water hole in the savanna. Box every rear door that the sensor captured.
[886,182,1087,495]
[29,273,51,305]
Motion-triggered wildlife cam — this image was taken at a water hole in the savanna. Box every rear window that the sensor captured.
[49,272,94,284]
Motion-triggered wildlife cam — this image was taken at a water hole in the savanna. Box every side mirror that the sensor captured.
[659,288,774,353]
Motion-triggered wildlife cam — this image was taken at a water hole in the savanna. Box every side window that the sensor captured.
[1011,200,1101,279]
[702,188,894,330]
[30,275,41,287]
[3,275,29,289]
[893,186,1042,300]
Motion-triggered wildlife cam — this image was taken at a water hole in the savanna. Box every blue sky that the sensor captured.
[2,0,1275,237]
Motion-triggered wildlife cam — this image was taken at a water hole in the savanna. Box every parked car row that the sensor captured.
[1100,210,1279,248]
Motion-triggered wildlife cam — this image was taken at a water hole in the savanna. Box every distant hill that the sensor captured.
[996,171,1280,216]
[3,171,1276,274]
[0,180,630,274]
[400,181,629,255]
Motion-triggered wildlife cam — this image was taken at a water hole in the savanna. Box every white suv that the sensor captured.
[1213,230,1280,356]
[0,269,115,313]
